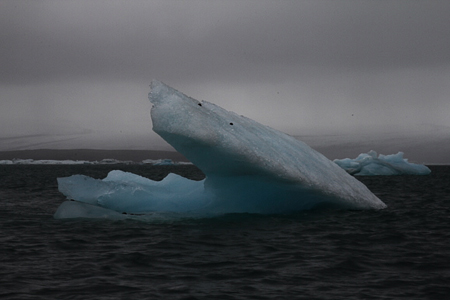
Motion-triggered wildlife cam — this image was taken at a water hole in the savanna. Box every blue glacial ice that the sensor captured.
[55,171,209,219]
[334,150,431,176]
[54,81,386,219]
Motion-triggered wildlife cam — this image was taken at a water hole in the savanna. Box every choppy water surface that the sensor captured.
[1,165,449,299]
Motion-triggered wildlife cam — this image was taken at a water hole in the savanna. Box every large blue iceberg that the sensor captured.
[54,81,386,219]
[334,150,431,176]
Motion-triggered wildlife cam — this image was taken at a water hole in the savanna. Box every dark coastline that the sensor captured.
[0,149,189,162]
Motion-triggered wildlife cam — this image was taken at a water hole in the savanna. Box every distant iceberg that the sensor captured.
[0,159,90,165]
[334,150,431,176]
[141,158,186,165]
[54,81,386,219]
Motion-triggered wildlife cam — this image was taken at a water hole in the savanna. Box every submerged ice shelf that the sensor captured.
[334,151,431,176]
[55,81,386,219]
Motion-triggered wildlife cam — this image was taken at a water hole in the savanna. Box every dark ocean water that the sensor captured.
[1,164,449,300]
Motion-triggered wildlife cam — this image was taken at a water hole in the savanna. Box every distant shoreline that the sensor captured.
[1,149,447,166]
[0,149,189,162]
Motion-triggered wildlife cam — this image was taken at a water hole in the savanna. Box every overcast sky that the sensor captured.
[1,0,450,162]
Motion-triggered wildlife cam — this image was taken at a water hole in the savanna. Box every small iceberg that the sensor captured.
[334,150,431,176]
[54,81,386,219]
[142,158,178,165]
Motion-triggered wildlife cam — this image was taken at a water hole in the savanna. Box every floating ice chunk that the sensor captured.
[141,158,176,165]
[334,150,431,176]
[56,170,210,214]
[54,81,386,219]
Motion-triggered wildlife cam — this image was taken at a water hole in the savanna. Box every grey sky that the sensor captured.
[1,0,450,162]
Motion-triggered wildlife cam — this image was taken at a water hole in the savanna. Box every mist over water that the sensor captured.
[1,164,449,299]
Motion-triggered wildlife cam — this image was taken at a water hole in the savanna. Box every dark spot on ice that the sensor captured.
[230,122,233,125]
[198,103,202,106]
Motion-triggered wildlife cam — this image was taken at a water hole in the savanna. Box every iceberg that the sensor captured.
[0,159,90,165]
[54,171,210,219]
[55,81,386,219]
[334,150,431,176]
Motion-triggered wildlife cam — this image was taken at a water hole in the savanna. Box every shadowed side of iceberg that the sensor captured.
[54,170,369,219]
